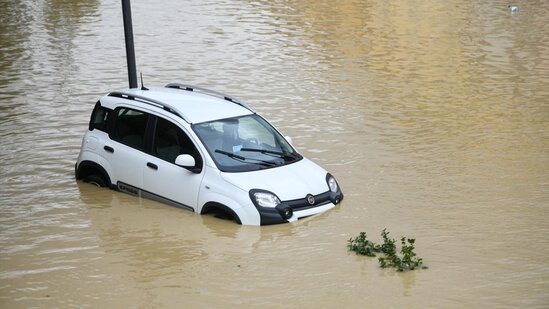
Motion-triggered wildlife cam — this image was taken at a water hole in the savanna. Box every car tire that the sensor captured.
[83,174,107,187]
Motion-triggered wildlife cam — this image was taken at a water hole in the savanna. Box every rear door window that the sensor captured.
[112,107,148,151]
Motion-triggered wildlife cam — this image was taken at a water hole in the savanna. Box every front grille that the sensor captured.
[283,191,332,211]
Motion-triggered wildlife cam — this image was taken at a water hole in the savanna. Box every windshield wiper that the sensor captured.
[215,149,246,160]
[240,148,300,160]
[214,149,277,167]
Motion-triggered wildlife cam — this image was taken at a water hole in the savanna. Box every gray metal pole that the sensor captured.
[122,0,137,88]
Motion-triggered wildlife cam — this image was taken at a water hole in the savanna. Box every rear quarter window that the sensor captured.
[89,101,111,132]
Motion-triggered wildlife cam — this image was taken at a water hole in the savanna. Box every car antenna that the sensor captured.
[140,72,149,90]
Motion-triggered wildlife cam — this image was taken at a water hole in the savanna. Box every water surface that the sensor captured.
[1,0,548,307]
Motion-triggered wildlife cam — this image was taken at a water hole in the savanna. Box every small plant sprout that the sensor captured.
[348,228,426,272]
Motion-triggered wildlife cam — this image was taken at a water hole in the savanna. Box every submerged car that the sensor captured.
[75,83,343,225]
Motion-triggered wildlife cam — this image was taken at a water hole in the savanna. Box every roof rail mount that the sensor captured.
[107,91,188,122]
[165,83,251,111]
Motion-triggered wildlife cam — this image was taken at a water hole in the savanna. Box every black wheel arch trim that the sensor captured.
[201,202,242,224]
[76,161,113,188]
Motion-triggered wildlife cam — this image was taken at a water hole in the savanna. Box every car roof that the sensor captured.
[101,85,254,124]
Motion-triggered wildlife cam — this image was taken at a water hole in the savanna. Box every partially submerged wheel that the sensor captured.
[83,174,107,187]
[201,203,242,224]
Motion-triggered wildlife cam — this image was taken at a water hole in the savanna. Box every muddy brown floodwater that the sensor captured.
[1,0,548,308]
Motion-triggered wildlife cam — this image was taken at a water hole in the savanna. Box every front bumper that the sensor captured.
[255,190,344,225]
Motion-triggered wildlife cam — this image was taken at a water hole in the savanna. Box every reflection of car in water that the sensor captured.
[75,83,343,225]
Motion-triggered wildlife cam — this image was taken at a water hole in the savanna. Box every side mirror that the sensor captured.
[285,136,293,146]
[175,154,200,173]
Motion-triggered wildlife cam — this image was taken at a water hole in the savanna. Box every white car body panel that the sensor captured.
[220,158,329,200]
[143,154,205,210]
[197,167,261,225]
[107,141,145,188]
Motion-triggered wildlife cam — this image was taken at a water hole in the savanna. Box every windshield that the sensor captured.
[192,114,302,172]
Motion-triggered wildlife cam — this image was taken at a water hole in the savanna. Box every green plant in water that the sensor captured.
[348,228,425,272]
[347,232,380,257]
[379,228,396,255]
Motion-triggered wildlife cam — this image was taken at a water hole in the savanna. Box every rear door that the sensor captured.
[105,106,151,190]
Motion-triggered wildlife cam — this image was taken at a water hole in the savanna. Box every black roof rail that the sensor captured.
[165,83,252,111]
[107,91,189,122]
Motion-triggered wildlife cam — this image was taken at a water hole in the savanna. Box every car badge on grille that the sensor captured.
[306,194,315,205]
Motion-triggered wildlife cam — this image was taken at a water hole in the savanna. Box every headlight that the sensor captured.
[253,191,281,208]
[327,174,339,193]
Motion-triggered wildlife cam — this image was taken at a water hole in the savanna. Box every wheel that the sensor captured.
[83,174,107,187]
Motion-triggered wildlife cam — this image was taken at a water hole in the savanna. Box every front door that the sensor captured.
[142,116,205,211]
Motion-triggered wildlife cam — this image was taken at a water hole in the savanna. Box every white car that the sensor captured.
[75,83,343,225]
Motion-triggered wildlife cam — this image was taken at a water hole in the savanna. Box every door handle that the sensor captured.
[147,162,158,170]
[104,145,114,153]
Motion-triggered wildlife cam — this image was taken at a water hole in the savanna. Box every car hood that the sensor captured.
[220,158,329,201]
